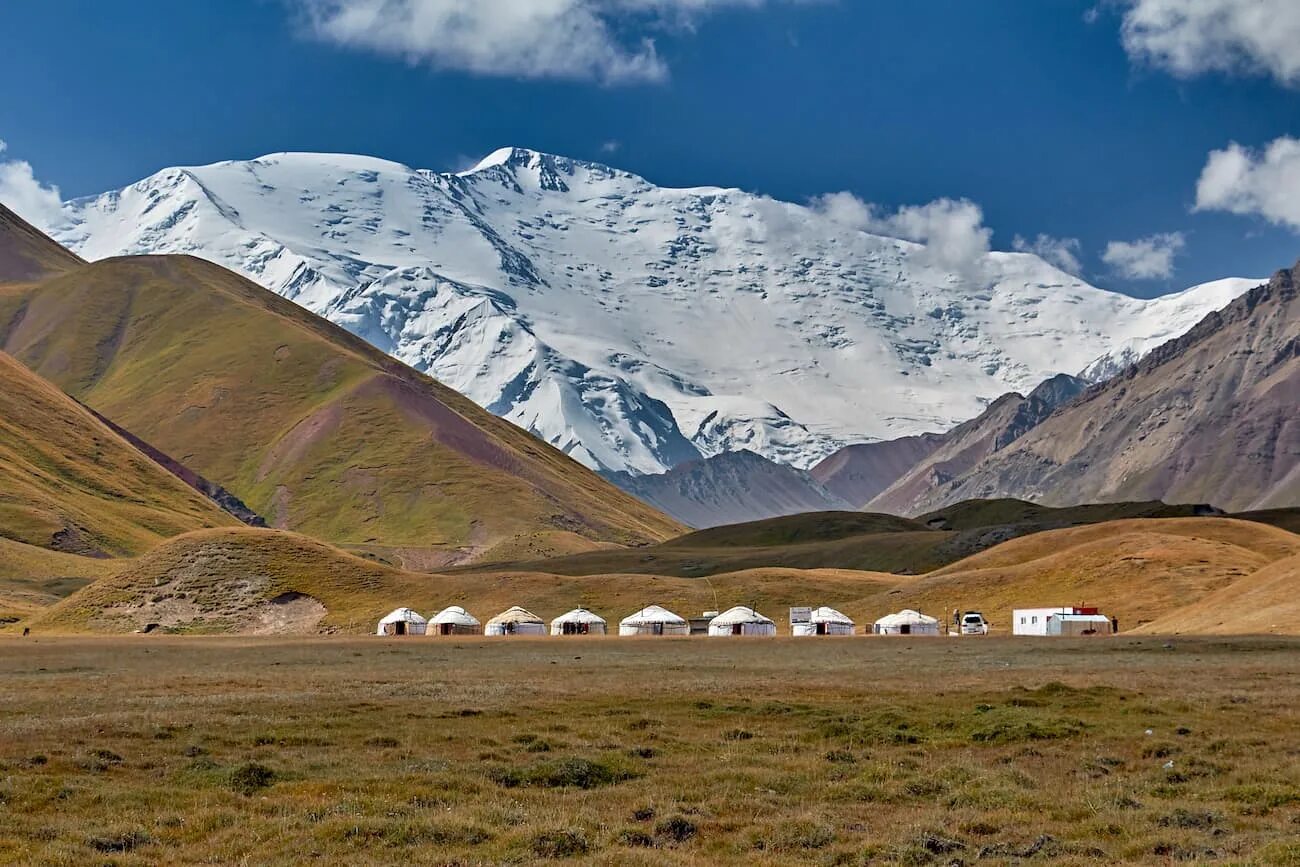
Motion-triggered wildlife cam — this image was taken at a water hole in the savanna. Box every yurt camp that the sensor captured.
[873,609,941,636]
[429,606,482,636]
[794,606,856,636]
[376,608,427,636]
[550,608,607,636]
[485,606,546,636]
[618,605,690,636]
[708,606,777,637]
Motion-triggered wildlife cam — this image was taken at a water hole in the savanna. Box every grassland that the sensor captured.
[0,254,682,562]
[13,516,1300,641]
[0,350,238,557]
[1,636,1298,865]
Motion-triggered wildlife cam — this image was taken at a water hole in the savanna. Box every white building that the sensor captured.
[793,606,856,636]
[485,606,546,636]
[1013,607,1113,636]
[619,605,690,636]
[873,609,941,636]
[550,608,607,636]
[708,606,777,636]
[429,606,482,636]
[376,607,427,636]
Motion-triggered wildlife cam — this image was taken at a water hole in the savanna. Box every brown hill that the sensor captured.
[1137,553,1300,635]
[899,517,1300,632]
[0,350,238,557]
[912,268,1299,512]
[0,248,682,564]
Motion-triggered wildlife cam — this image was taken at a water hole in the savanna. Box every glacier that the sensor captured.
[52,147,1258,474]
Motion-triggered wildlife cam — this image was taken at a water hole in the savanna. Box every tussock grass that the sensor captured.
[0,636,1297,864]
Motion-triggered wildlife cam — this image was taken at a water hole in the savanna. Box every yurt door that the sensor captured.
[395,622,407,636]
[900,624,911,635]
[731,624,743,636]
[652,623,663,636]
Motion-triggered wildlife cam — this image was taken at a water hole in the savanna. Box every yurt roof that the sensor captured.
[619,604,686,626]
[810,606,854,624]
[551,608,607,626]
[431,606,480,626]
[378,607,427,625]
[874,608,938,627]
[710,606,774,626]
[486,606,544,626]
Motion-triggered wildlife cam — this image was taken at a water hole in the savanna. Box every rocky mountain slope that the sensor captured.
[908,267,1299,513]
[607,449,852,528]
[0,211,683,564]
[809,432,946,508]
[865,373,1088,515]
[49,148,1257,474]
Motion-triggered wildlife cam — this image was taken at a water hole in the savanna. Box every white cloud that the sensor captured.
[1119,0,1300,87]
[291,0,799,84]
[811,191,992,281]
[1012,233,1083,275]
[0,140,64,232]
[1194,136,1300,231]
[599,140,622,154]
[1101,232,1185,280]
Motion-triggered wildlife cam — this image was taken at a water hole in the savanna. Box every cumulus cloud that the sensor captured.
[290,0,799,84]
[1119,0,1300,86]
[1012,233,1084,275]
[1101,232,1185,280]
[0,140,64,232]
[811,191,992,281]
[1193,136,1300,231]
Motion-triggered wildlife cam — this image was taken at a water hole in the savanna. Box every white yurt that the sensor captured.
[794,606,856,636]
[429,606,482,636]
[873,609,941,636]
[618,605,690,636]
[485,606,546,636]
[708,606,777,637]
[376,607,427,636]
[550,608,607,636]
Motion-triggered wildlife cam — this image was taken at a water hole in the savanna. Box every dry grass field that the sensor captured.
[1,636,1298,865]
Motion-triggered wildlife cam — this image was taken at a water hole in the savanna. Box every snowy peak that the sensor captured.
[52,148,1257,476]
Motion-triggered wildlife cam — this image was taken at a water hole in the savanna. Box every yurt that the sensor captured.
[708,606,777,637]
[376,607,427,636]
[550,608,607,636]
[429,606,482,636]
[794,606,856,636]
[873,609,940,636]
[618,605,689,636]
[485,606,546,636]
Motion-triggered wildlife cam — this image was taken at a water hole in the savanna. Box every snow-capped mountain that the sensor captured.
[51,148,1257,474]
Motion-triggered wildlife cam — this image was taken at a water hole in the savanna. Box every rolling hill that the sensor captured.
[0,349,238,557]
[0,234,683,564]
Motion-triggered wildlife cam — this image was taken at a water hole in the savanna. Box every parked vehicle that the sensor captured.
[960,611,989,635]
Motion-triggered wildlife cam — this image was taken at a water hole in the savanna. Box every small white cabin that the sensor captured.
[873,609,940,636]
[485,606,546,636]
[376,607,427,636]
[550,608,607,636]
[793,606,856,636]
[429,606,482,636]
[708,606,776,637]
[619,605,689,636]
[1014,607,1113,636]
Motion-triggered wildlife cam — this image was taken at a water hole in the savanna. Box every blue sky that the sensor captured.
[1,0,1298,297]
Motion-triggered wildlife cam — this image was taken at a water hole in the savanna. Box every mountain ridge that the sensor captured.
[51,148,1258,474]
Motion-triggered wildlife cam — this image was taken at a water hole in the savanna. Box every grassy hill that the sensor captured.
[0,537,117,624]
[897,517,1300,631]
[460,500,1299,580]
[0,253,682,563]
[0,203,82,282]
[1138,552,1300,635]
[0,350,238,557]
